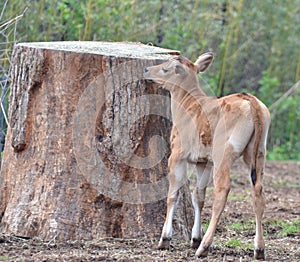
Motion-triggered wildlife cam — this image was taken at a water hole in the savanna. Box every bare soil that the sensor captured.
[1,161,299,261]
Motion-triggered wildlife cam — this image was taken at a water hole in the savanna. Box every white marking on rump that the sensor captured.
[239,100,252,117]
[228,118,254,154]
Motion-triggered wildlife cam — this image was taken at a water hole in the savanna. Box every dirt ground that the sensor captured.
[1,161,299,261]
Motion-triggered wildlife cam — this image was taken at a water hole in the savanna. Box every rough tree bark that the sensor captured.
[0,42,193,241]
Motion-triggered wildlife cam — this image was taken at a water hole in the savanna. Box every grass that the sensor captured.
[226,219,254,231]
[227,190,251,201]
[218,238,253,252]
[224,239,253,250]
[271,178,299,188]
[202,221,209,232]
[282,222,300,236]
[288,182,300,188]
[225,239,241,248]
[0,256,10,261]
[265,218,300,237]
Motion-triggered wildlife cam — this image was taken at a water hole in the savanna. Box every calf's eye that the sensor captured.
[162,68,168,73]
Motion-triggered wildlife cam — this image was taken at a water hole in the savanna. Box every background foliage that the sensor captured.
[1,0,299,160]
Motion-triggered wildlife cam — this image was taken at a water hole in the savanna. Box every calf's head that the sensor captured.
[143,52,214,91]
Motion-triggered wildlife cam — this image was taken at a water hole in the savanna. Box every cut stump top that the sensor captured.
[17,41,180,59]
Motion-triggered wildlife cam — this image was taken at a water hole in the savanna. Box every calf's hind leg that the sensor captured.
[244,141,267,260]
[196,145,235,257]
[251,153,266,260]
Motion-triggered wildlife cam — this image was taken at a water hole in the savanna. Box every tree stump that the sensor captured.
[0,42,193,241]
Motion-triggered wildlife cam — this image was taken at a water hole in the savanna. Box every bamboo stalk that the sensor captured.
[233,0,244,47]
[0,8,25,30]
[269,81,300,113]
[227,0,244,87]
[217,0,233,96]
[295,47,300,83]
[83,0,93,41]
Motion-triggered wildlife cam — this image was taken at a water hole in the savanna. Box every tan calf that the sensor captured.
[143,53,270,260]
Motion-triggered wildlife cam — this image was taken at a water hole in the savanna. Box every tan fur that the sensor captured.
[143,53,270,260]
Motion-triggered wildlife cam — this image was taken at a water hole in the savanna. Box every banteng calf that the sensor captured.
[143,53,270,260]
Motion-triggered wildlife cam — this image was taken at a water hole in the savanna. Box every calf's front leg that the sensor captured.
[158,157,187,249]
[191,163,211,249]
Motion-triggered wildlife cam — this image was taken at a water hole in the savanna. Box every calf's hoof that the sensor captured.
[254,249,265,260]
[157,238,171,250]
[195,246,209,258]
[191,238,201,249]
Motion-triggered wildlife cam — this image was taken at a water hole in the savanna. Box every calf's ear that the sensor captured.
[194,52,214,73]
[175,64,186,75]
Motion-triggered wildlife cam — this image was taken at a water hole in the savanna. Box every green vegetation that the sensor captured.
[229,239,253,252]
[221,218,300,252]
[202,221,210,232]
[225,239,241,248]
[227,190,250,201]
[266,218,300,237]
[271,177,300,188]
[226,219,253,231]
[0,0,299,160]
[219,238,253,252]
